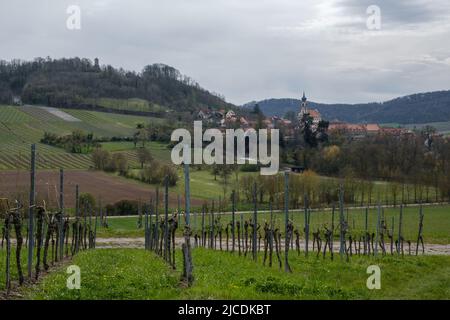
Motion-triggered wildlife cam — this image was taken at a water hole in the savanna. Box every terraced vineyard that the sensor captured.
[0,105,164,169]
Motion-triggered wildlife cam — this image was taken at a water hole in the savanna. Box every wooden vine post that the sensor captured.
[181,163,194,285]
[177,194,181,226]
[231,190,236,253]
[201,204,205,247]
[339,185,345,260]
[155,187,160,254]
[144,200,149,250]
[164,176,169,262]
[416,205,424,255]
[284,171,291,272]
[150,199,154,250]
[398,204,404,256]
[364,206,368,255]
[93,202,98,249]
[75,185,80,254]
[331,204,335,255]
[375,202,381,256]
[28,144,36,279]
[252,183,257,261]
[5,208,11,293]
[210,201,214,249]
[12,203,24,285]
[59,168,65,260]
[304,193,309,257]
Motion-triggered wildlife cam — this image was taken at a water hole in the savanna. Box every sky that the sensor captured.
[1,0,450,105]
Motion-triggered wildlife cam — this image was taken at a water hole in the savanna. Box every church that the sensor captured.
[297,92,322,129]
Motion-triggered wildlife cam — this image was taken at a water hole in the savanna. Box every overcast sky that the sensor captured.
[1,0,450,105]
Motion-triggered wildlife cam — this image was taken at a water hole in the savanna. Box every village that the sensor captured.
[195,92,415,141]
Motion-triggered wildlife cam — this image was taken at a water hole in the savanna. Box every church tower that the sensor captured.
[300,91,308,114]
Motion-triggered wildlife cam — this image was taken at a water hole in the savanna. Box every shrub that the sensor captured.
[92,148,111,170]
[105,199,139,216]
[240,164,259,172]
[104,153,128,175]
[79,193,96,210]
[141,160,178,186]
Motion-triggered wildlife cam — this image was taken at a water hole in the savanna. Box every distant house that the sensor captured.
[196,109,223,125]
[12,96,22,106]
[197,109,208,120]
[329,122,412,137]
[225,110,236,119]
[381,127,412,136]
[365,124,381,134]
[307,109,322,124]
[263,119,274,129]
[240,117,249,127]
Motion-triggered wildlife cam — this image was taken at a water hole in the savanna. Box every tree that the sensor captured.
[135,124,148,147]
[284,111,297,122]
[79,193,96,210]
[92,149,110,170]
[253,104,265,130]
[106,153,128,174]
[137,147,153,169]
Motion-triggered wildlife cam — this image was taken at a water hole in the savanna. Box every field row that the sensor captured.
[0,105,167,170]
[0,153,93,170]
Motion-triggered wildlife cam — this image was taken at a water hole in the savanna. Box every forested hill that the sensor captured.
[244,90,450,124]
[0,57,234,112]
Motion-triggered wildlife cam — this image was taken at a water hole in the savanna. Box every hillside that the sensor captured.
[0,105,168,170]
[0,57,234,113]
[244,90,450,124]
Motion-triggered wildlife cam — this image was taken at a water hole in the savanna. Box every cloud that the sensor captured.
[1,0,450,105]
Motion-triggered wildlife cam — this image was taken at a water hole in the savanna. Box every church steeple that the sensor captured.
[300,91,308,114]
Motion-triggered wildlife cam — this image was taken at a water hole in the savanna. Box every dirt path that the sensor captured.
[95,237,450,255]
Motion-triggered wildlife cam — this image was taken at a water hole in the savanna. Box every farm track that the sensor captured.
[93,237,450,255]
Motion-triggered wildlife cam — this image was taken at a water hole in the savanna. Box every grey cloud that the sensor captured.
[0,0,449,105]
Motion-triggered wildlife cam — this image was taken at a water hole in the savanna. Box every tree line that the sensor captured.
[0,57,233,112]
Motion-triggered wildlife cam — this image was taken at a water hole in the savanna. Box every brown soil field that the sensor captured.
[0,170,200,208]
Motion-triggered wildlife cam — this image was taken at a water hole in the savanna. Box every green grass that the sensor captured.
[23,249,179,299]
[22,248,450,299]
[96,218,144,238]
[84,97,169,113]
[101,141,171,165]
[0,248,29,291]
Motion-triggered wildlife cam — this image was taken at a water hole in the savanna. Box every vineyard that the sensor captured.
[0,109,449,299]
[1,155,449,300]
[0,105,165,170]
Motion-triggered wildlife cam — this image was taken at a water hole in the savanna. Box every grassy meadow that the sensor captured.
[83,97,169,113]
[22,248,450,300]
